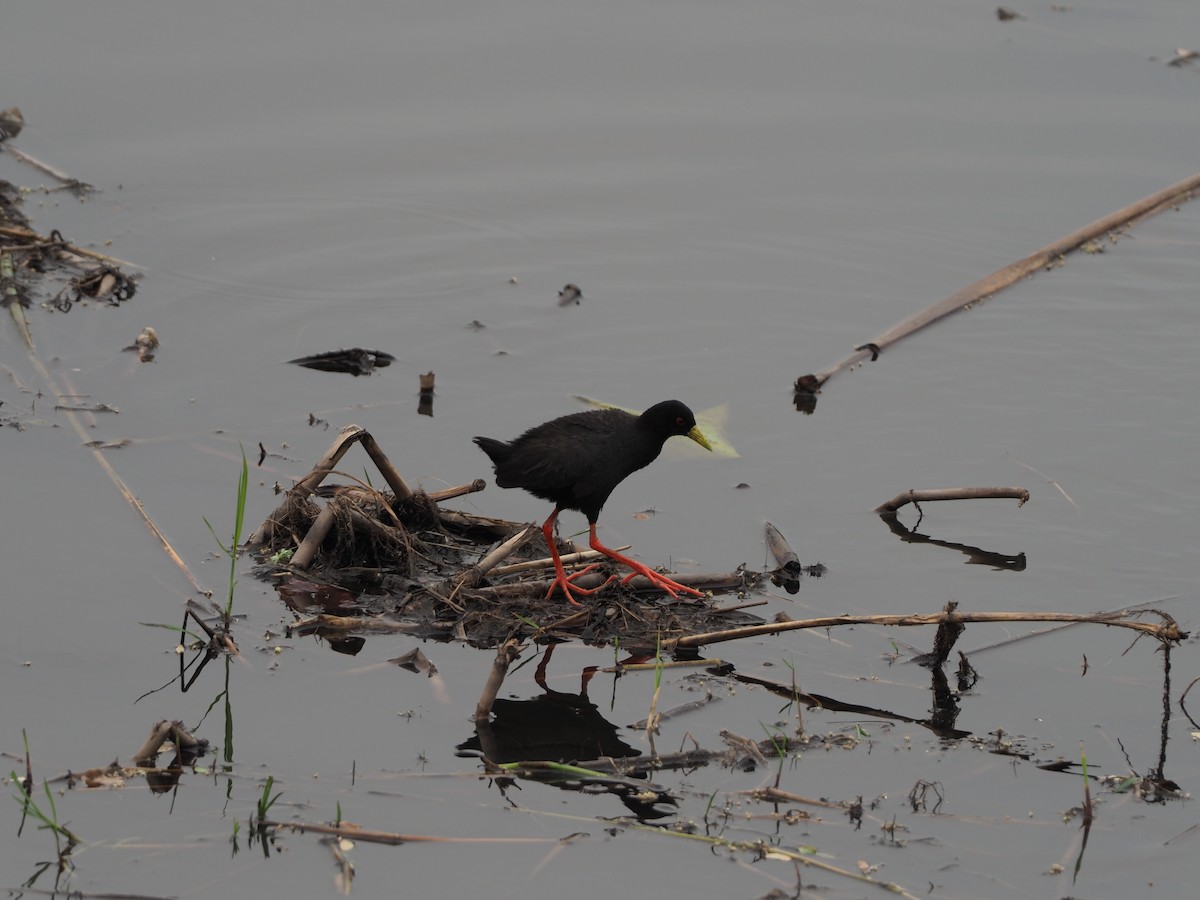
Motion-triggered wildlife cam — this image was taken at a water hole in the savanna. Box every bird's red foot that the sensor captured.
[546,563,617,605]
[619,562,704,601]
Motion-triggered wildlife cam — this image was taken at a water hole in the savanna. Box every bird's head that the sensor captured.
[642,400,713,451]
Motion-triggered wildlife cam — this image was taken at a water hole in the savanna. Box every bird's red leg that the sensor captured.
[542,510,614,604]
[587,524,705,600]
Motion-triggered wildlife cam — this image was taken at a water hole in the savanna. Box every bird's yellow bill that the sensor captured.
[686,425,713,452]
[573,396,737,458]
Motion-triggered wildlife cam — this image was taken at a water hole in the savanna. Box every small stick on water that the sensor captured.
[667,608,1184,650]
[874,486,1030,514]
[259,818,559,846]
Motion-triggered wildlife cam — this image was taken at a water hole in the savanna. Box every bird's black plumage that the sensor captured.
[474,400,712,605]
[472,400,705,520]
[474,401,704,521]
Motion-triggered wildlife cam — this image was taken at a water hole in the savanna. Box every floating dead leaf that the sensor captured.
[389,648,438,677]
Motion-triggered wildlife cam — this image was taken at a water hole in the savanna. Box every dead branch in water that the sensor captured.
[796,171,1200,394]
[667,607,1184,651]
[875,486,1030,514]
[258,818,560,847]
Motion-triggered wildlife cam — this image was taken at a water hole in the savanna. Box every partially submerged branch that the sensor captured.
[875,486,1030,514]
[797,171,1200,393]
[667,608,1184,651]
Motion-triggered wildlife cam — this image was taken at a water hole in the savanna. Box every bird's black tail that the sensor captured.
[473,436,511,466]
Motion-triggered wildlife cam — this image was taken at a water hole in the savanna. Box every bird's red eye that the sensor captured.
[676,417,685,428]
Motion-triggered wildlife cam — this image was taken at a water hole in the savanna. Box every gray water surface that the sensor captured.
[3,3,1199,897]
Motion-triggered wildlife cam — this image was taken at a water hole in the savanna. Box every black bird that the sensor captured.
[474,400,713,605]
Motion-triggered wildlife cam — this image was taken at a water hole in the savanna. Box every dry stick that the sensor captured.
[19,358,211,595]
[426,479,487,502]
[259,818,559,847]
[0,220,140,271]
[359,431,414,502]
[436,525,538,609]
[474,638,523,723]
[490,545,630,576]
[298,426,366,493]
[600,658,723,674]
[667,609,1183,651]
[4,144,85,186]
[248,425,365,547]
[130,720,206,768]
[3,215,195,597]
[292,614,425,636]
[436,508,520,541]
[290,501,340,570]
[874,486,1030,514]
[800,170,1200,391]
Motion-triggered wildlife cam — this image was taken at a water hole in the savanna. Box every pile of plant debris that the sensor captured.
[249,425,778,652]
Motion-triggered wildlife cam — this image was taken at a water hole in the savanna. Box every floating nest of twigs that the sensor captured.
[250,425,768,651]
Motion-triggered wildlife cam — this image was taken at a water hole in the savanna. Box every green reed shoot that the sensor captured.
[203,445,249,623]
[12,774,80,859]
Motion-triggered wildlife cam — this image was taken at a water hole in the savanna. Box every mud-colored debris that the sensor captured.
[288,348,395,376]
[793,374,824,395]
[2,182,139,323]
[123,325,159,362]
[53,263,138,311]
[1168,48,1198,67]
[0,107,23,142]
[557,283,582,306]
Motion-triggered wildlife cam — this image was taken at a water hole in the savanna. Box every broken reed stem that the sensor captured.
[248,425,366,548]
[290,501,339,570]
[874,486,1030,513]
[130,720,205,768]
[764,521,800,574]
[474,638,522,723]
[359,432,413,502]
[433,525,538,609]
[298,426,366,494]
[667,609,1184,650]
[259,818,559,846]
[425,479,486,502]
[474,527,538,575]
[599,658,723,673]
[802,170,1200,390]
[490,545,630,576]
